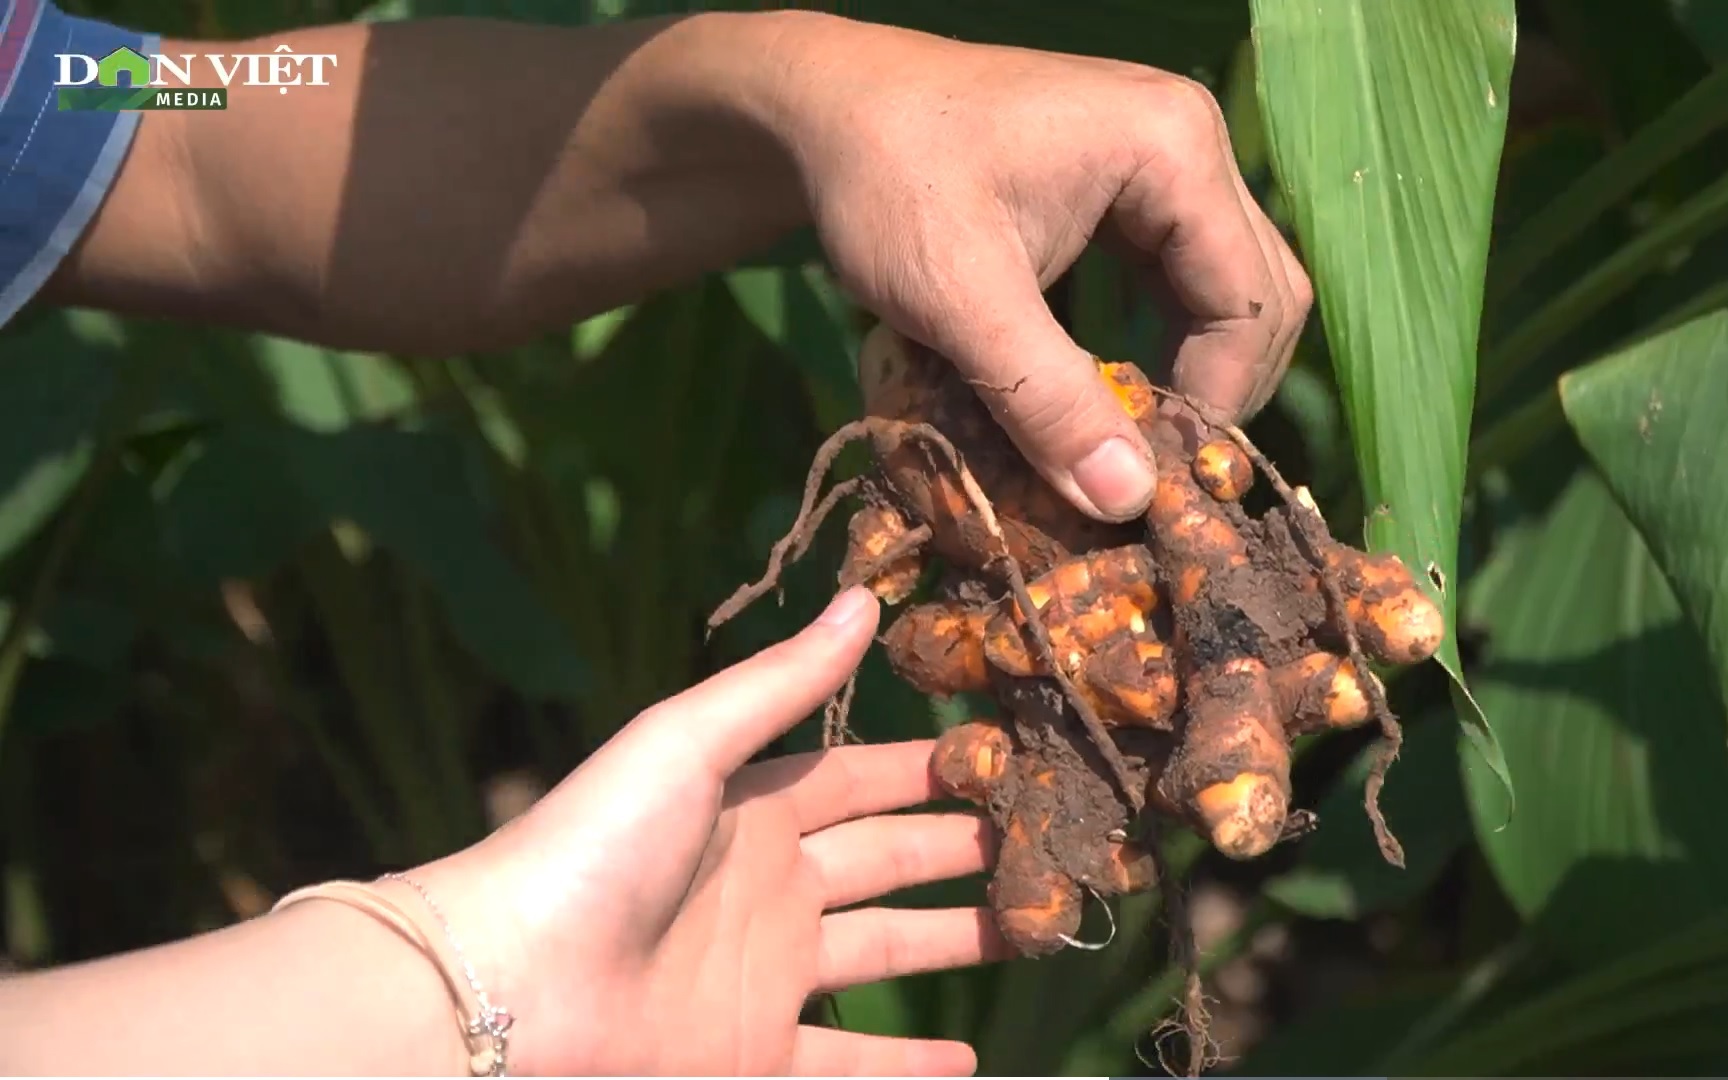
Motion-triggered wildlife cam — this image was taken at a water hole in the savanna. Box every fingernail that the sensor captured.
[1072,437,1158,520]
[817,585,874,628]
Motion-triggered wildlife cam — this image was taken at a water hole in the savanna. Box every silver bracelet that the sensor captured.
[382,872,515,1077]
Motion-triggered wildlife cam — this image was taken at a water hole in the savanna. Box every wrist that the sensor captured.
[600,11,824,235]
[269,896,475,1074]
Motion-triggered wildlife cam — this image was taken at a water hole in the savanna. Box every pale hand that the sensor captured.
[414,586,1004,1076]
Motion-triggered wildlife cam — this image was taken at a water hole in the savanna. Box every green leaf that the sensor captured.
[0,316,117,563]
[1402,911,1728,1074]
[289,426,591,700]
[1481,168,1728,403]
[829,981,917,1039]
[1487,64,1728,308]
[1561,307,1728,707]
[158,430,326,582]
[1462,468,1728,964]
[1265,712,1469,919]
[250,337,420,431]
[163,423,589,700]
[1250,0,1516,800]
[1676,0,1728,62]
[727,264,862,433]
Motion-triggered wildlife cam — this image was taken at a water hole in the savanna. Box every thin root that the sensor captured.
[823,670,859,749]
[707,425,873,637]
[1160,869,1218,1077]
[898,422,1145,815]
[1056,885,1119,952]
[1149,386,1406,868]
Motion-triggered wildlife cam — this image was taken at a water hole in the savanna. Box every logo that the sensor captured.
[55,43,337,112]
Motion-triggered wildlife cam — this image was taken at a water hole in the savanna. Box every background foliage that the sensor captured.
[3,0,1727,1073]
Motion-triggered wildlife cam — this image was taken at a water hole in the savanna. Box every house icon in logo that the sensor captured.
[95,46,150,88]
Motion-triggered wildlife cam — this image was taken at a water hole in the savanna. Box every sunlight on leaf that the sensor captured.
[1561,308,1728,710]
[1251,0,1516,803]
[1463,469,1728,964]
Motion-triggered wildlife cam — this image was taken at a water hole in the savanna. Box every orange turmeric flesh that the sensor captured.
[931,720,1014,805]
[842,503,926,604]
[1158,658,1292,860]
[717,324,1455,960]
[882,602,991,696]
[1322,547,1445,664]
[1079,632,1179,730]
[1191,438,1253,503]
[1272,651,1378,735]
[983,546,1163,678]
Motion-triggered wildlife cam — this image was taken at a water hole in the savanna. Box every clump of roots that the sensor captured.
[707,323,1446,1074]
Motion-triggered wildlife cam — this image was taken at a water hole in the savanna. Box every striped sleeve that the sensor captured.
[0,0,156,326]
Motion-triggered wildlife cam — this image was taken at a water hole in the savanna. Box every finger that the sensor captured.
[736,739,942,832]
[816,906,1012,992]
[1110,78,1283,420]
[802,812,995,909]
[625,586,879,782]
[889,215,1159,522]
[1249,217,1314,419]
[1227,171,1309,421]
[792,1026,977,1077]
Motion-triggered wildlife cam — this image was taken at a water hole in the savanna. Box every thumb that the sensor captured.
[889,235,1158,522]
[628,586,880,780]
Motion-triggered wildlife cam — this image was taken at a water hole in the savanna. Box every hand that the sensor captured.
[769,15,1312,521]
[416,586,1005,1076]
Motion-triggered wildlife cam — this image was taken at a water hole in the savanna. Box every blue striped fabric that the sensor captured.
[0,0,154,326]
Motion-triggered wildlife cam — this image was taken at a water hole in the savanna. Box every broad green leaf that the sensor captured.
[1560,308,1728,707]
[1251,0,1516,799]
[1265,713,1469,920]
[1463,468,1728,964]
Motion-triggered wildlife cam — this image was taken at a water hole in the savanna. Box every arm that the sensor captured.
[0,590,994,1076]
[0,879,478,1074]
[42,13,814,355]
[41,6,1310,528]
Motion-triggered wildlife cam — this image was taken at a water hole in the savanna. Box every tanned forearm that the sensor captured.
[43,12,820,354]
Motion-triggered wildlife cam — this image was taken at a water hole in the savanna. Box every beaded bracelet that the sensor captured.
[272,873,515,1076]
